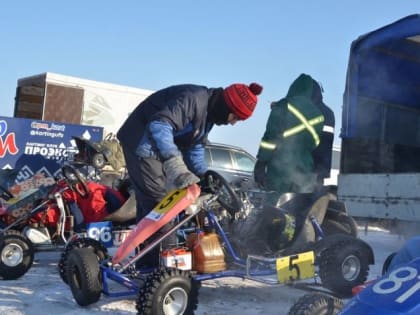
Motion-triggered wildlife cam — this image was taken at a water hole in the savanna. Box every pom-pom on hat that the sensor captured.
[223,83,263,120]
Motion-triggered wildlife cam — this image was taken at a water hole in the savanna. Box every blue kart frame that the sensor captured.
[63,170,374,313]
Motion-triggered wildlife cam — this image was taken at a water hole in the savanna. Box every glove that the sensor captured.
[254,160,267,188]
[163,155,200,190]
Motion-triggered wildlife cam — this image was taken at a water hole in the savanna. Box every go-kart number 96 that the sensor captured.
[373,266,420,303]
[87,226,112,243]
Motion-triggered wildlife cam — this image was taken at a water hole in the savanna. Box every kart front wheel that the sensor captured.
[137,268,200,315]
[288,293,343,315]
[58,237,108,284]
[319,238,370,297]
[0,230,34,280]
[66,247,102,306]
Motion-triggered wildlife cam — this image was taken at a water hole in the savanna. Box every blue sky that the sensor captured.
[0,2,419,156]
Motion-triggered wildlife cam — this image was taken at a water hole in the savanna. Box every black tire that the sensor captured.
[319,238,370,297]
[136,268,200,315]
[66,247,102,306]
[92,153,106,169]
[58,238,108,284]
[322,214,358,238]
[0,230,34,280]
[382,252,397,275]
[288,293,344,315]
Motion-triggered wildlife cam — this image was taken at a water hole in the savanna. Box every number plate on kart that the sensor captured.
[276,251,315,283]
[86,221,113,247]
[146,189,187,221]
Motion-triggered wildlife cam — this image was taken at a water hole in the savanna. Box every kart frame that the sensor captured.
[82,171,372,302]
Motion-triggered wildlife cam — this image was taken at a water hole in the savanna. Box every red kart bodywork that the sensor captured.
[112,184,201,264]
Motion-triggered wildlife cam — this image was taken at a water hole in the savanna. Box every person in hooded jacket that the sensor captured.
[117,82,263,266]
[253,74,332,245]
[254,74,328,197]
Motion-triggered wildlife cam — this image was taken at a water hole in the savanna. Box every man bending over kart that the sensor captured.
[117,82,263,267]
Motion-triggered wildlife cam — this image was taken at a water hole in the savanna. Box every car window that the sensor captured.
[204,148,211,165]
[232,151,255,172]
[208,148,233,169]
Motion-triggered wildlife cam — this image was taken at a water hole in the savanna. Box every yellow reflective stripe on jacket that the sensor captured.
[259,140,277,150]
[284,103,324,146]
[283,116,324,138]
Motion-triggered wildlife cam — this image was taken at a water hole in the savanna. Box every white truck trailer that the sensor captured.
[14,72,154,136]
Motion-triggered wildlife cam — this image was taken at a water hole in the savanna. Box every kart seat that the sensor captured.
[289,192,331,248]
[103,193,136,223]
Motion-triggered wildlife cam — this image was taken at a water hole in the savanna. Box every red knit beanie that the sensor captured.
[223,83,263,120]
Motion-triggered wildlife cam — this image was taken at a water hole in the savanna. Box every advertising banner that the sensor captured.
[0,116,103,197]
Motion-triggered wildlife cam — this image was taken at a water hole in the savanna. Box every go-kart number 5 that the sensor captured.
[373,266,420,303]
[276,251,315,283]
[146,189,186,221]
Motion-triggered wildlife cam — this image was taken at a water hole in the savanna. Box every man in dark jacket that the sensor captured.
[117,82,263,266]
[253,73,334,245]
[254,74,325,197]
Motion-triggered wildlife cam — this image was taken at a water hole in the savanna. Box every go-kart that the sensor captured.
[288,239,420,315]
[62,170,374,314]
[0,164,135,280]
[289,259,420,315]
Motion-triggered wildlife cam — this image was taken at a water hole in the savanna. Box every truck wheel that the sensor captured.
[58,237,108,284]
[137,268,200,315]
[92,153,106,169]
[322,214,358,238]
[66,247,102,306]
[319,238,369,297]
[288,293,343,315]
[0,230,34,280]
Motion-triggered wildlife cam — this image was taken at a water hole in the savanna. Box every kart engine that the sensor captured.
[216,190,292,256]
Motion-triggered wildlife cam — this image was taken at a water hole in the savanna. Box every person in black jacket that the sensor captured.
[117,82,263,267]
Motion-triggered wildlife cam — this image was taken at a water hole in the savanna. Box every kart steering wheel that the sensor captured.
[61,165,90,198]
[201,170,243,216]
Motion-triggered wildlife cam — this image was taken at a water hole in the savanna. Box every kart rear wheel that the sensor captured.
[58,237,108,284]
[136,268,200,315]
[319,238,369,297]
[288,293,343,315]
[66,247,102,306]
[0,230,34,280]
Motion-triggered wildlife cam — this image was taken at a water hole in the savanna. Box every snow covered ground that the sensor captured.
[0,227,406,315]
